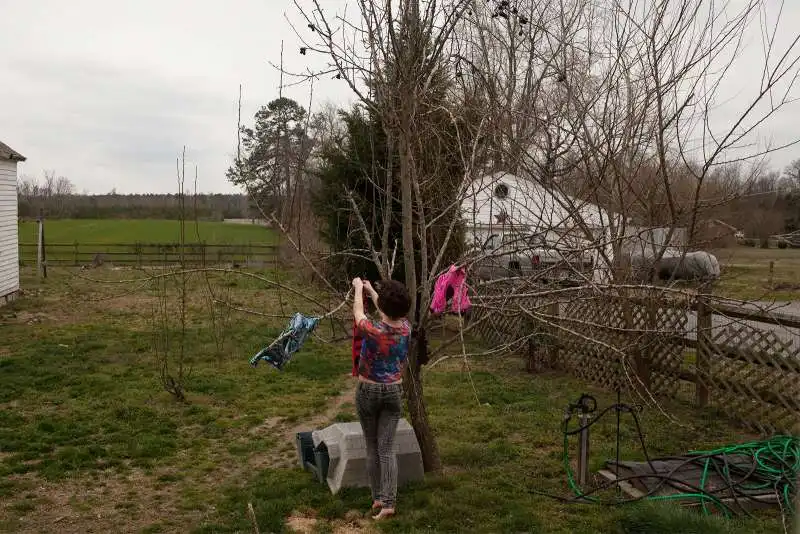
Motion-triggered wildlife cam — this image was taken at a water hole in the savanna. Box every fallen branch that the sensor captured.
[247,502,260,534]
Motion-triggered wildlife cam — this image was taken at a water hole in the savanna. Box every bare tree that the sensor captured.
[16,172,75,218]
[275,0,800,471]
[783,158,800,189]
[482,0,800,278]
[151,149,192,402]
[55,176,74,197]
[287,0,493,472]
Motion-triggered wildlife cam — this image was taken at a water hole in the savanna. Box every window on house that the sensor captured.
[494,183,509,199]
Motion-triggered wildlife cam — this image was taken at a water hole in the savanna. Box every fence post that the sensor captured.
[525,338,539,373]
[695,296,712,407]
[523,297,538,373]
[37,211,47,279]
[548,299,560,368]
[73,241,79,266]
[620,289,640,393]
[636,296,655,393]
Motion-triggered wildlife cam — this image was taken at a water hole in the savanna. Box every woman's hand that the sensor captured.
[352,277,364,291]
[363,280,379,300]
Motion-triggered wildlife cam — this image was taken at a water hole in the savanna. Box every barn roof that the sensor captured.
[0,140,26,162]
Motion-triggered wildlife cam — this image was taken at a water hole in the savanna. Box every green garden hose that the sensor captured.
[558,398,798,518]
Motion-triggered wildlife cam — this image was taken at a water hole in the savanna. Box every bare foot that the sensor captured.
[372,508,395,521]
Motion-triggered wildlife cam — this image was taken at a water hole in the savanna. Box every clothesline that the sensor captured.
[250,265,473,372]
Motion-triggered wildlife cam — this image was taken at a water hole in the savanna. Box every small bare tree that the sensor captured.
[151,148,192,402]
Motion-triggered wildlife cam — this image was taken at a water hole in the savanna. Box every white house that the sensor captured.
[0,140,24,305]
[461,172,617,282]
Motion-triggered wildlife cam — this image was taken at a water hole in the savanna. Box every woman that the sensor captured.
[351,277,411,520]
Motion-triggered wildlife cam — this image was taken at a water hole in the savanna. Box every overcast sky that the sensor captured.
[2,1,800,194]
[1,0,353,194]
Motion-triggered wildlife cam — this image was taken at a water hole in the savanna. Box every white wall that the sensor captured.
[0,159,19,303]
[462,172,611,231]
[462,173,618,282]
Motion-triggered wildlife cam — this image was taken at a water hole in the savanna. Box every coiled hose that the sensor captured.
[558,398,798,518]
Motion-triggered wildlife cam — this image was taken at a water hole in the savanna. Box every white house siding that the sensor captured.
[462,172,617,282]
[0,158,19,303]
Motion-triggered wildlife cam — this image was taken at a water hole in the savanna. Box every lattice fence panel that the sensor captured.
[701,325,800,434]
[471,289,539,355]
[642,305,689,396]
[472,288,690,398]
[472,285,800,434]
[556,295,631,391]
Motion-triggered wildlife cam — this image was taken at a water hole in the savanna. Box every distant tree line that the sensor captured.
[229,94,800,263]
[17,173,251,220]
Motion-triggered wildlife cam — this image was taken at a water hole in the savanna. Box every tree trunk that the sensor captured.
[400,136,442,473]
[405,347,441,472]
[400,146,417,317]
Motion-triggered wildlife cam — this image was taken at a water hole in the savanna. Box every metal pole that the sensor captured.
[37,216,42,277]
[37,210,47,279]
[577,411,591,487]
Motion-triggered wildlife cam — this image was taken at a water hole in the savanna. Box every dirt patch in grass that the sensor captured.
[1,469,185,534]
[246,380,355,444]
[2,310,70,327]
[286,511,376,534]
[286,513,320,533]
[285,383,356,441]
[244,383,356,471]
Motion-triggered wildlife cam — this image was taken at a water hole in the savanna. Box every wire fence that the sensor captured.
[19,242,278,268]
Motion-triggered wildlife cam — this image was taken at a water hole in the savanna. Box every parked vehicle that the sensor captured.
[466,233,594,282]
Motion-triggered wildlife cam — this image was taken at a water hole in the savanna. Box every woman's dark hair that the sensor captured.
[376,280,411,320]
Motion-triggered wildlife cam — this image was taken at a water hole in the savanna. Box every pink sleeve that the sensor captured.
[452,268,472,312]
[430,272,449,314]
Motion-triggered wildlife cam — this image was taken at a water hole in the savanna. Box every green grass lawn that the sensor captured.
[712,246,800,301]
[18,219,276,245]
[0,267,788,533]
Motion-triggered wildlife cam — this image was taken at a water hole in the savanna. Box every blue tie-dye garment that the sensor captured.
[250,312,320,371]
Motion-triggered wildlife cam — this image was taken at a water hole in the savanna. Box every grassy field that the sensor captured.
[0,265,786,533]
[713,246,800,301]
[18,219,276,245]
[17,220,798,302]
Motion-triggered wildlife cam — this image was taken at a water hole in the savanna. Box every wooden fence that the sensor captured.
[19,242,278,267]
[471,286,800,435]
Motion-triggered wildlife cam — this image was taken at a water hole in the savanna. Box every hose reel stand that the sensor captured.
[565,393,597,488]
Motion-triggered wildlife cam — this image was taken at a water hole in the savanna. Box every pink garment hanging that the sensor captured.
[430,264,472,314]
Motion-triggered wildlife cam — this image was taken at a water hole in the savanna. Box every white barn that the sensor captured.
[0,141,24,305]
[461,172,617,282]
